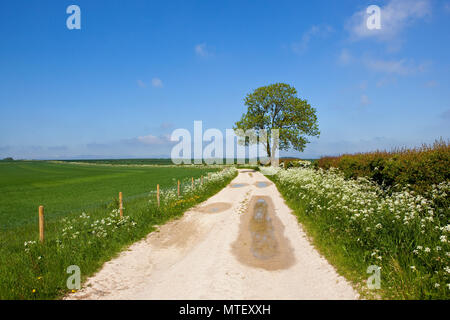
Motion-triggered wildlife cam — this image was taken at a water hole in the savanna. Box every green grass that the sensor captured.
[267,183,375,299]
[0,161,218,230]
[0,161,236,299]
[266,168,449,300]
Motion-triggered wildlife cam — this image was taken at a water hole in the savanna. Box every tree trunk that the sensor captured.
[266,134,271,159]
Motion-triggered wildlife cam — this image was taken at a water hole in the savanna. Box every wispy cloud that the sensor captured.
[360,94,371,106]
[0,145,69,160]
[151,77,163,88]
[292,25,334,54]
[159,122,174,130]
[359,80,368,90]
[195,43,212,57]
[137,80,146,88]
[337,48,353,65]
[337,50,430,77]
[346,0,431,43]
[363,57,430,75]
[136,78,163,88]
[376,77,398,87]
[444,2,450,13]
[0,132,178,159]
[135,134,171,145]
[424,80,438,88]
[439,109,450,120]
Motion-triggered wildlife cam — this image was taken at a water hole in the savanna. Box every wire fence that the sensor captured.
[32,174,214,240]
[1,174,214,232]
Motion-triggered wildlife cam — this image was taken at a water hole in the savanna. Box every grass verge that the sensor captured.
[264,167,449,300]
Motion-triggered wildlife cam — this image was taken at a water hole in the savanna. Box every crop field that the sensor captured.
[0,161,236,299]
[0,161,219,230]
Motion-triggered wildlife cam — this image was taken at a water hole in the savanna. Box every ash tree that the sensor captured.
[233,83,320,161]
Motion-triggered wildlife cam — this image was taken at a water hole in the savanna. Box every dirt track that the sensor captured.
[66,169,359,300]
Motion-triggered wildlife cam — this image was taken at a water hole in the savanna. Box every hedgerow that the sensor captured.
[317,139,449,195]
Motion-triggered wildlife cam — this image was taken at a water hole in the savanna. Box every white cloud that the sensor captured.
[195,43,211,57]
[292,25,334,54]
[337,51,430,76]
[364,57,430,75]
[136,134,171,145]
[360,94,371,106]
[424,80,438,87]
[444,2,450,13]
[151,78,163,88]
[376,77,398,87]
[359,80,368,90]
[137,80,146,88]
[338,48,353,65]
[346,0,431,42]
[159,122,174,130]
[440,109,450,120]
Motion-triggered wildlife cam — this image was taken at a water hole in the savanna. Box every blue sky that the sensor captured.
[0,0,449,159]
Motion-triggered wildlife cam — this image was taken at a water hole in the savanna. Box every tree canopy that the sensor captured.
[233,83,319,158]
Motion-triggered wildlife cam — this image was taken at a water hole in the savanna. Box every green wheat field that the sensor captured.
[0,160,236,299]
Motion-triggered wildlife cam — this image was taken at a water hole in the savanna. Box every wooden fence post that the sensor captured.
[119,192,123,218]
[177,180,180,197]
[157,184,160,207]
[192,177,194,188]
[39,205,44,243]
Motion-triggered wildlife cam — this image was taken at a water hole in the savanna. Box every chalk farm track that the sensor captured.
[66,169,359,300]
